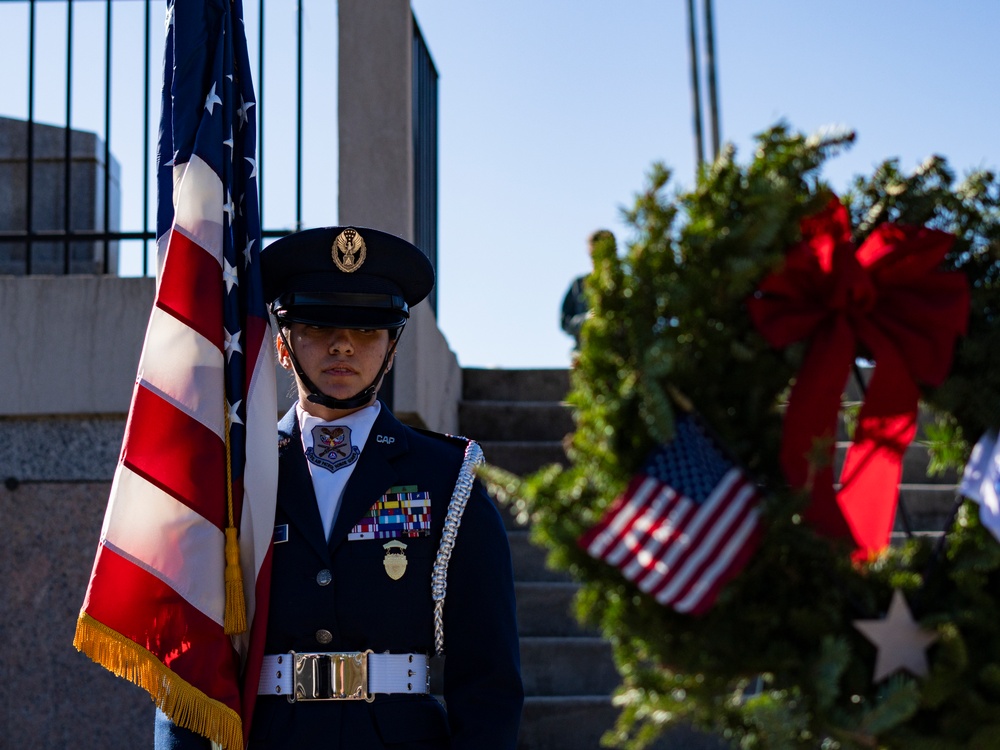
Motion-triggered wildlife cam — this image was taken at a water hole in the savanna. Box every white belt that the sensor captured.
[258,651,430,702]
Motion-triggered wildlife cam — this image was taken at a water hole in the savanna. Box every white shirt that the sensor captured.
[297,401,381,538]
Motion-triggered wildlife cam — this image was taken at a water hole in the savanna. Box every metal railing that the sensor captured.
[412,16,438,314]
[1,0,439,307]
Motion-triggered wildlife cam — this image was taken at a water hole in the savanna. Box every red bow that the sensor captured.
[748,197,969,557]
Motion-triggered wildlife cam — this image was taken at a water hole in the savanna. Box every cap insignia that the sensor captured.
[332,227,367,273]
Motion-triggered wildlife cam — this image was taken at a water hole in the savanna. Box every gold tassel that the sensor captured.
[223,525,247,635]
[74,612,244,750]
[222,403,247,636]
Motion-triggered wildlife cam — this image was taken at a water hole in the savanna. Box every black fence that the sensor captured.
[0,0,438,313]
[412,16,438,314]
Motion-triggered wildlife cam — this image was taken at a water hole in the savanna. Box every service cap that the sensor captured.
[262,226,434,329]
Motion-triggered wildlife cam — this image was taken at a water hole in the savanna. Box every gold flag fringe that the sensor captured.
[74,612,243,750]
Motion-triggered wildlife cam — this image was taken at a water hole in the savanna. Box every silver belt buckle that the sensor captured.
[291,650,374,703]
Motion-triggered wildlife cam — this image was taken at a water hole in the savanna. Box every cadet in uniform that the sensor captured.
[155,226,523,749]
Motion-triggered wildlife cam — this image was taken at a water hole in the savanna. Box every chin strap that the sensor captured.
[278,326,402,411]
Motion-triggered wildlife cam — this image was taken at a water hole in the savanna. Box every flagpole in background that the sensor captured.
[686,0,721,171]
[73,1,277,747]
[685,0,704,168]
[702,0,720,161]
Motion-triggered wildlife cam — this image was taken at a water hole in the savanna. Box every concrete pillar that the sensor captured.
[338,0,414,238]
[337,0,460,433]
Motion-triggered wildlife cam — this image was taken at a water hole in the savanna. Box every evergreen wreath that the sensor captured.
[485,124,1000,749]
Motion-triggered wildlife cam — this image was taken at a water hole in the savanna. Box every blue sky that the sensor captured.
[3,1,997,370]
[411,0,999,368]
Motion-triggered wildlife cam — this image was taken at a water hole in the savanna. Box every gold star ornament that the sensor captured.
[853,589,939,683]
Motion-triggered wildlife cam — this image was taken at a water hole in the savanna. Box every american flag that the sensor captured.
[74,2,277,748]
[959,430,1000,544]
[579,412,762,615]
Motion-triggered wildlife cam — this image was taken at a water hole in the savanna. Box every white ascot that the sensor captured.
[298,401,380,537]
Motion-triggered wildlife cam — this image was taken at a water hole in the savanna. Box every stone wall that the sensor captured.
[2,480,152,747]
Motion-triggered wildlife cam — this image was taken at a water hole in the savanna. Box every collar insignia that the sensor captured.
[306,424,361,473]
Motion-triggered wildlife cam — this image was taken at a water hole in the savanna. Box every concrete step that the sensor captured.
[463,365,955,750]
[519,697,728,750]
[893,484,961,532]
[519,637,618,697]
[496,485,957,537]
[482,440,568,476]
[509,529,573,583]
[498,500,531,532]
[429,638,616,702]
[516,582,596,637]
[460,400,574,442]
[464,368,570,403]
[481,438,956,486]
[496,482,959,536]
[891,530,945,546]
[833,442,959,485]
[831,404,945,441]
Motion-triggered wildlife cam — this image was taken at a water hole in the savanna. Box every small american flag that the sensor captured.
[74,2,276,748]
[580,412,762,615]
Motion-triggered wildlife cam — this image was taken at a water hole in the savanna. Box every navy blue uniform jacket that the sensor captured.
[156,404,523,749]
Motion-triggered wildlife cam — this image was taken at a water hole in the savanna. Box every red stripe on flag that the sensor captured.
[157,231,224,350]
[609,486,671,559]
[230,477,245,528]
[681,524,762,616]
[122,385,226,529]
[243,315,268,385]
[83,544,240,713]
[240,541,273,740]
[656,485,759,610]
[645,477,747,603]
[230,314,270,527]
[615,492,691,573]
[578,475,656,553]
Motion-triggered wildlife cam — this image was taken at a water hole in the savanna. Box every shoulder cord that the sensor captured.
[431,439,484,656]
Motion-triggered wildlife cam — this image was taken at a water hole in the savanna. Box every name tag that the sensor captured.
[273,524,289,544]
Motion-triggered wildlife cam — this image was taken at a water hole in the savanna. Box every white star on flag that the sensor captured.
[224,327,243,362]
[223,258,238,293]
[238,96,255,129]
[243,237,255,267]
[204,82,222,114]
[228,399,244,428]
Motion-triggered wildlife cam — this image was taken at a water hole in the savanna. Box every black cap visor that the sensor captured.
[273,291,409,329]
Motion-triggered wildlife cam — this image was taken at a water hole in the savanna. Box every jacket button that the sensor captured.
[316,569,332,586]
[316,629,333,645]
